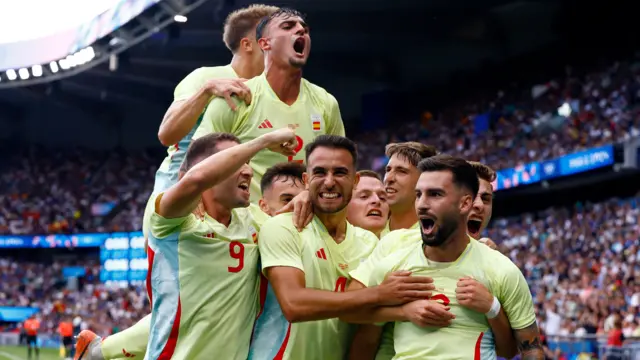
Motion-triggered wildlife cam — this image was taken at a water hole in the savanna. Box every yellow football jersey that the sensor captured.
[146,196,266,360]
[249,213,378,360]
[193,73,345,202]
[351,231,536,360]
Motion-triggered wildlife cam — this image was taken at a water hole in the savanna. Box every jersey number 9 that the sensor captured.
[228,241,245,273]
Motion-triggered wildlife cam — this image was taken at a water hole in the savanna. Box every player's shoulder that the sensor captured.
[471,239,520,274]
[187,65,237,80]
[381,228,421,248]
[302,78,337,103]
[351,224,378,246]
[260,212,296,231]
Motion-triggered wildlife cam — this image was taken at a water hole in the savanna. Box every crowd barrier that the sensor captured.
[546,335,640,360]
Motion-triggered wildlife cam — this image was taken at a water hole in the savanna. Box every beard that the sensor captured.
[288,57,306,68]
[422,212,459,247]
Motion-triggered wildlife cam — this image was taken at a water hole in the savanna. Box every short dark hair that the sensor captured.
[223,4,279,53]
[305,135,358,168]
[385,142,438,168]
[417,154,479,198]
[260,162,305,193]
[182,133,240,171]
[468,161,496,183]
[357,170,382,181]
[256,8,305,40]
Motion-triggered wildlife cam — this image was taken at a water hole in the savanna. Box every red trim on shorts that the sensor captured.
[474,332,484,360]
[273,323,291,360]
[158,299,181,360]
[146,247,156,306]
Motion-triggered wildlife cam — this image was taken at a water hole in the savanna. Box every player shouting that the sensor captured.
[347,155,543,359]
[194,8,346,202]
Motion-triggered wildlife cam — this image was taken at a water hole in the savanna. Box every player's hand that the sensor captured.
[376,271,435,306]
[402,299,455,327]
[204,78,252,111]
[478,237,497,250]
[455,276,494,314]
[264,127,297,157]
[276,190,313,231]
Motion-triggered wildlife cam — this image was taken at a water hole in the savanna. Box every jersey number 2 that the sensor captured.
[228,241,245,273]
[287,136,304,163]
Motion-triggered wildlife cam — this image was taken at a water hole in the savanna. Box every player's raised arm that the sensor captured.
[158,128,296,219]
[159,73,251,146]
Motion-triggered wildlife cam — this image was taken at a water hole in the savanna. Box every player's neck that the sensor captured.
[316,209,348,244]
[388,203,418,231]
[203,200,233,227]
[265,63,302,106]
[230,54,259,79]
[423,228,470,263]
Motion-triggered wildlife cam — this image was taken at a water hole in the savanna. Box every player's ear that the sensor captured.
[353,172,360,188]
[302,172,309,190]
[258,198,271,216]
[258,37,270,51]
[240,37,253,53]
[460,193,473,214]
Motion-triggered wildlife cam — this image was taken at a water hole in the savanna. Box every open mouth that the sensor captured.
[238,182,249,192]
[385,187,397,194]
[420,217,436,235]
[293,37,305,55]
[366,209,383,218]
[467,219,482,237]
[320,192,341,200]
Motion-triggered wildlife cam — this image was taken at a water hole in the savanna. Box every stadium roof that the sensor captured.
[0,0,563,115]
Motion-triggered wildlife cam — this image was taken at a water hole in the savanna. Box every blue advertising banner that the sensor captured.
[495,162,541,191]
[558,145,614,176]
[496,144,615,191]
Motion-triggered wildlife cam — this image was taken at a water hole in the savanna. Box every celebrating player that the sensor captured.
[144,128,296,359]
[383,142,438,235]
[157,4,278,150]
[347,155,543,359]
[248,135,435,360]
[259,162,306,216]
[74,161,305,360]
[193,8,346,202]
[346,170,389,238]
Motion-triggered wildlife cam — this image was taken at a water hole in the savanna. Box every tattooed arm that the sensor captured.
[513,322,544,359]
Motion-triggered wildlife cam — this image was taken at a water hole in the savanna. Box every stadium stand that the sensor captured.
[1,0,640,359]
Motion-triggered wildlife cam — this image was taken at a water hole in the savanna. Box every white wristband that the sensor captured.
[485,296,501,319]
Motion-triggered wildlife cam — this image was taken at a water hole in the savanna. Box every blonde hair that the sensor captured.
[385,142,437,167]
[468,161,496,182]
[223,4,279,52]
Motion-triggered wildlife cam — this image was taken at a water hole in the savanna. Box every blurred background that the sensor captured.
[0,0,639,359]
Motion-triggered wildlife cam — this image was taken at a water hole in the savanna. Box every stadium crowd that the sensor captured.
[0,258,150,338]
[1,46,640,357]
[2,59,640,236]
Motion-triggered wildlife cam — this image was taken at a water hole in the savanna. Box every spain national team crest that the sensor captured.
[311,114,323,132]
[249,225,258,244]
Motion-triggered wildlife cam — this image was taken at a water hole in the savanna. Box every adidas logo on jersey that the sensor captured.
[258,120,273,129]
[122,348,136,357]
[316,248,327,260]
[204,233,216,239]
